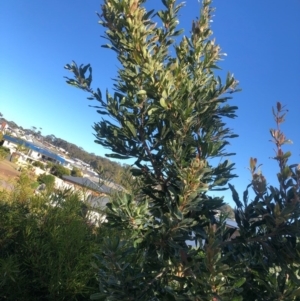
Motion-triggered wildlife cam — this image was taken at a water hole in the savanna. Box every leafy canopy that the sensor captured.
[65,0,300,300]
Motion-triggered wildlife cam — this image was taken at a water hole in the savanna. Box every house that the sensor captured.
[61,175,119,226]
[62,175,114,195]
[85,195,110,225]
[63,158,75,170]
[3,134,66,165]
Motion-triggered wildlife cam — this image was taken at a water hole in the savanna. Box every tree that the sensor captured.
[65,1,300,300]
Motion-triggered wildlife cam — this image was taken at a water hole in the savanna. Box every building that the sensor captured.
[3,134,66,165]
[62,175,120,226]
[62,175,114,195]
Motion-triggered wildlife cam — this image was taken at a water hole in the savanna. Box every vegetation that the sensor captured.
[43,135,125,182]
[0,190,107,301]
[37,173,55,190]
[71,166,83,177]
[15,143,29,154]
[32,160,45,170]
[65,0,300,300]
[0,146,10,161]
[1,120,125,184]
[50,163,71,178]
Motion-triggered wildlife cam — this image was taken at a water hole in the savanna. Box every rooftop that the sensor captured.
[3,134,66,164]
[62,175,113,194]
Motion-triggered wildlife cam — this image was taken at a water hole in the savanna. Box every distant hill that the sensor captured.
[42,135,125,183]
[1,118,125,183]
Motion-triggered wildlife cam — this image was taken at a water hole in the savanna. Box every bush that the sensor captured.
[10,170,36,203]
[50,164,70,178]
[0,146,10,160]
[0,190,108,301]
[45,162,53,170]
[37,173,55,190]
[71,166,83,177]
[32,160,45,170]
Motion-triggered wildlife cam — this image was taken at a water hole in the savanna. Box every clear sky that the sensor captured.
[1,0,299,204]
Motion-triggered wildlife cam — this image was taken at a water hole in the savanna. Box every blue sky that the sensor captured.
[1,0,299,204]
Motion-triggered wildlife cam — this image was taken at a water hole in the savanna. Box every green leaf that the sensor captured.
[283,151,292,158]
[137,90,147,95]
[234,277,246,288]
[130,168,143,176]
[160,98,167,109]
[125,120,137,137]
[105,153,132,159]
[231,296,243,301]
[90,293,106,300]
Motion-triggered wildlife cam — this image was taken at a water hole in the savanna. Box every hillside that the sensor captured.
[1,118,125,183]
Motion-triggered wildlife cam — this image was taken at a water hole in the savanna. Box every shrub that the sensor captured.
[45,162,53,170]
[37,173,55,190]
[32,160,45,170]
[10,170,36,203]
[71,166,83,177]
[0,146,10,160]
[0,190,107,301]
[50,164,70,178]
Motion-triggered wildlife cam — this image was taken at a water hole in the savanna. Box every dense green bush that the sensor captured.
[32,160,45,170]
[50,164,70,178]
[37,173,55,190]
[0,190,108,301]
[0,146,10,160]
[45,162,54,170]
[71,166,83,177]
[9,170,36,203]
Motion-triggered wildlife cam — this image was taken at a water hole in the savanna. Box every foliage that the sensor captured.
[227,102,300,300]
[37,173,55,190]
[65,0,243,299]
[50,163,71,178]
[32,160,45,170]
[0,146,10,161]
[9,169,37,203]
[71,166,83,177]
[116,164,141,194]
[0,190,109,301]
[45,161,54,170]
[16,143,29,155]
[65,1,300,300]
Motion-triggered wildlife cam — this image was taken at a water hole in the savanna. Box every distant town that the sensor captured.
[0,119,124,201]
